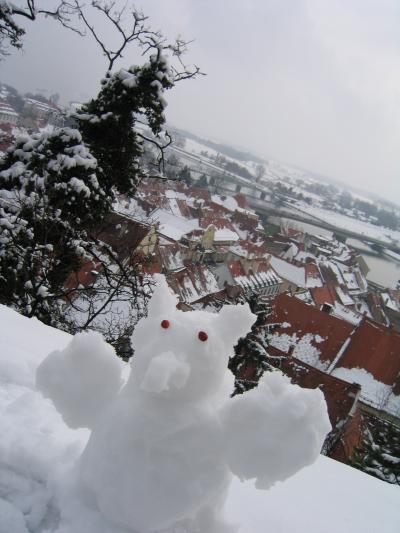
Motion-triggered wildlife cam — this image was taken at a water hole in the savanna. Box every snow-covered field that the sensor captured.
[1,294,399,532]
[181,137,258,177]
[293,203,400,245]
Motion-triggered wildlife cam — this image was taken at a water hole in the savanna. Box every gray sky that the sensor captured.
[1,0,399,203]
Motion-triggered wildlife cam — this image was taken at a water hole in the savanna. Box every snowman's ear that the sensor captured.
[217,303,256,344]
[148,274,179,318]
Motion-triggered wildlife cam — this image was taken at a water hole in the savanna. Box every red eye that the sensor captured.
[198,331,208,342]
[161,320,170,329]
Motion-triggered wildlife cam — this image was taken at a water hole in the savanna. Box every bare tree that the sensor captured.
[0,1,82,55]
[71,1,203,175]
[60,238,154,358]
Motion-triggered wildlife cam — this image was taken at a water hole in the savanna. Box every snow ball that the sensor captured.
[220,371,331,489]
[36,331,124,429]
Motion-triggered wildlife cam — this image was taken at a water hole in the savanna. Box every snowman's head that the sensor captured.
[129,275,255,402]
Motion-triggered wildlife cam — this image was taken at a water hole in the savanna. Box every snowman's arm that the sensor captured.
[36,331,124,429]
[219,372,331,489]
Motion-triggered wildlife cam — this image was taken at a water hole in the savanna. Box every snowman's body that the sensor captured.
[80,395,230,532]
[37,275,331,533]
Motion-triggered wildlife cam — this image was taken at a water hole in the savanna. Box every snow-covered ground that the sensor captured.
[0,300,399,532]
[183,137,258,177]
[226,454,400,533]
[293,203,400,245]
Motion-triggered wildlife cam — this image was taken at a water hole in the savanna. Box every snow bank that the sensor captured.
[0,305,70,389]
[226,454,400,533]
[0,305,89,533]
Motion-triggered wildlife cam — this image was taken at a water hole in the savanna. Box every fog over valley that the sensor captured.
[1,0,399,203]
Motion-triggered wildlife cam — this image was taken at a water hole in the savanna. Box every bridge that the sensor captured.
[169,146,400,255]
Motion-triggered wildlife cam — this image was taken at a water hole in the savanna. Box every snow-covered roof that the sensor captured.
[226,260,281,293]
[151,208,199,241]
[270,256,306,287]
[0,101,19,118]
[234,269,281,292]
[24,97,59,113]
[335,286,354,306]
[332,367,400,415]
[214,228,239,242]
[229,240,268,259]
[158,243,184,272]
[211,194,239,212]
[168,264,220,303]
[330,302,363,326]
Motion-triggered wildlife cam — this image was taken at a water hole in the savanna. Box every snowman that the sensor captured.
[37,275,330,533]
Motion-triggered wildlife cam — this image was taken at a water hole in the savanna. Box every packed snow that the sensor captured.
[0,277,398,532]
[269,332,328,371]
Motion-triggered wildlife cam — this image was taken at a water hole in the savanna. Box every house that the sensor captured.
[332,319,400,403]
[95,212,157,261]
[167,263,220,304]
[212,259,281,297]
[0,100,19,125]
[267,293,354,372]
[151,208,199,242]
[269,255,322,293]
[157,243,185,273]
[268,293,400,417]
[227,239,269,273]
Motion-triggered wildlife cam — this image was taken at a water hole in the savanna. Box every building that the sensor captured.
[0,100,19,125]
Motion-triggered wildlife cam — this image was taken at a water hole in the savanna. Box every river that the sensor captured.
[347,239,400,288]
[270,217,400,288]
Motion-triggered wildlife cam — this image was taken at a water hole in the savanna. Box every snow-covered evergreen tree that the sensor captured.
[351,416,400,485]
[76,48,174,198]
[0,2,200,336]
[0,127,108,322]
[229,295,281,395]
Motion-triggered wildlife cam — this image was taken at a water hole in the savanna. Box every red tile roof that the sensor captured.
[234,193,248,209]
[269,294,354,366]
[311,285,337,306]
[199,216,235,231]
[175,198,191,218]
[187,188,211,202]
[95,212,150,260]
[305,263,322,285]
[336,319,400,387]
[227,259,247,278]
[64,259,99,292]
[167,263,219,303]
[230,239,269,259]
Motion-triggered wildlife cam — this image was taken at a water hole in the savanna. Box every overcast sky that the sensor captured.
[1,0,399,203]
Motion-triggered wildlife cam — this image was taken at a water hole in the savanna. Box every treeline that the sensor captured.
[174,127,265,164]
[339,191,399,230]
